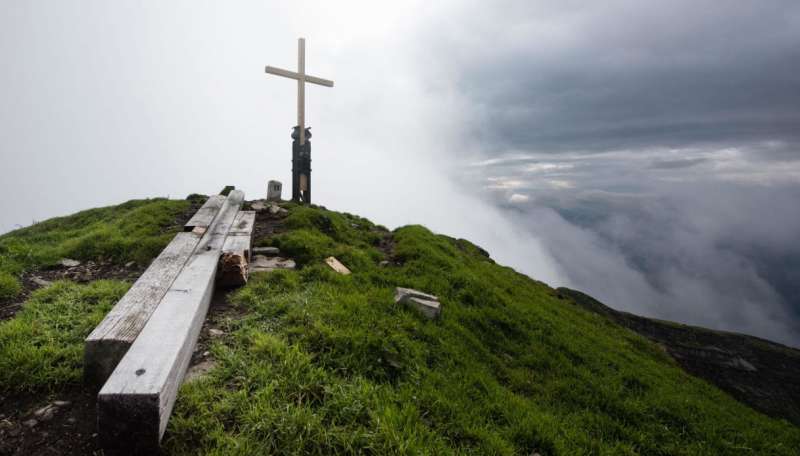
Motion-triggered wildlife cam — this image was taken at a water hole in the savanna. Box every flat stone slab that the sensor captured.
[252,246,280,256]
[395,287,438,303]
[184,360,217,383]
[267,204,288,215]
[394,287,441,319]
[251,255,296,272]
[60,258,81,268]
[324,256,351,275]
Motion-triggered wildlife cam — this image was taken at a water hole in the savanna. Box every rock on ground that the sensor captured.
[251,255,296,272]
[394,287,441,319]
[324,256,351,275]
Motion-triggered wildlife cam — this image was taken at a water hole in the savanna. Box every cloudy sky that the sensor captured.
[1,1,799,346]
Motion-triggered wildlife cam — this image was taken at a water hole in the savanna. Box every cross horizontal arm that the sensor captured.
[305,74,334,87]
[264,66,334,87]
[265,66,302,80]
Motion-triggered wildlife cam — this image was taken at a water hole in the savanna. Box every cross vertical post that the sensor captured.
[264,37,333,204]
[297,38,306,145]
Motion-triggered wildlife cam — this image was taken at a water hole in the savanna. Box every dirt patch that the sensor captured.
[376,232,395,257]
[0,261,146,322]
[0,258,151,455]
[250,205,289,244]
[0,387,99,456]
[189,288,248,368]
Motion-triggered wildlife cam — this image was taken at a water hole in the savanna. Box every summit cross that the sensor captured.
[264,38,334,145]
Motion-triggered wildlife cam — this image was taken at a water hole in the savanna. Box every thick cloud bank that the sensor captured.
[428,1,800,346]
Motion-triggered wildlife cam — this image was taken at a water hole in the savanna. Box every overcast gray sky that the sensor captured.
[2,1,799,346]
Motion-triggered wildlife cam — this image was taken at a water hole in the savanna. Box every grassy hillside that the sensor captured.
[1,198,799,455]
[0,198,190,300]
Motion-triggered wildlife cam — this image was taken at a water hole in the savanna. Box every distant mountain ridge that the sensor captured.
[556,287,800,426]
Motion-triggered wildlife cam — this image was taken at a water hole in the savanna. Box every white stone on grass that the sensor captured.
[59,259,80,268]
[252,246,280,256]
[267,204,288,215]
[30,276,52,287]
[250,255,296,273]
[324,256,351,275]
[394,287,441,319]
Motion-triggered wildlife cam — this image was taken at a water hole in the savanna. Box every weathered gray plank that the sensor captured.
[84,231,202,388]
[98,190,244,454]
[183,194,226,232]
[228,210,255,235]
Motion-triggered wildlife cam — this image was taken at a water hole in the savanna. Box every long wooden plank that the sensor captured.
[85,196,226,388]
[85,232,200,388]
[97,190,244,454]
[183,194,225,232]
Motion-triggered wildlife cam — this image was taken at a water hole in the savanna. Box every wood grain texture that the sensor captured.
[98,190,244,453]
[217,211,254,287]
[84,231,203,388]
[183,194,225,231]
[228,210,255,236]
[218,235,252,287]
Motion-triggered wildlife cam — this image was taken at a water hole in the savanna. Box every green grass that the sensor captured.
[0,198,190,300]
[0,200,798,454]
[0,271,21,300]
[0,280,129,392]
[162,205,799,455]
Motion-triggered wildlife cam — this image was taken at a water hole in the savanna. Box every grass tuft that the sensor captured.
[0,271,21,300]
[0,280,129,392]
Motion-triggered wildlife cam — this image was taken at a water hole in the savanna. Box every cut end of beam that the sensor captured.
[97,393,161,454]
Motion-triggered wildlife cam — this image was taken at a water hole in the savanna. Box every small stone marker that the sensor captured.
[324,256,351,275]
[394,287,441,319]
[267,180,283,202]
[251,200,267,211]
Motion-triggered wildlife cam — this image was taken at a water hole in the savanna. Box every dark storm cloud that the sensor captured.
[648,157,707,170]
[425,1,800,345]
[434,0,800,153]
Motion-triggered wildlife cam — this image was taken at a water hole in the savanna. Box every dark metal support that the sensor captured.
[291,126,312,204]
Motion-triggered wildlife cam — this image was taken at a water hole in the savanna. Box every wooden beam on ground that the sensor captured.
[84,194,225,388]
[217,210,255,287]
[98,190,244,454]
[183,194,226,233]
[228,210,255,236]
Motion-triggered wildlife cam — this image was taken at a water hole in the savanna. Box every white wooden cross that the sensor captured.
[265,38,334,146]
